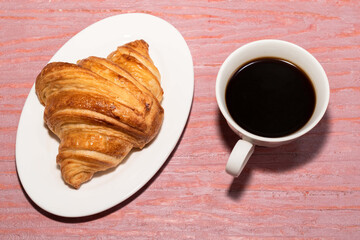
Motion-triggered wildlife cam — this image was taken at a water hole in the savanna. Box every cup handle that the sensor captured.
[226,140,255,177]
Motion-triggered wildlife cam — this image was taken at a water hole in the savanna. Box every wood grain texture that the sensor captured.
[1,0,359,239]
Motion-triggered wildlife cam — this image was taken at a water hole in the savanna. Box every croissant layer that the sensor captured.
[35,40,163,189]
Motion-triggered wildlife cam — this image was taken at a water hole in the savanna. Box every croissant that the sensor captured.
[35,40,164,189]
[108,40,163,102]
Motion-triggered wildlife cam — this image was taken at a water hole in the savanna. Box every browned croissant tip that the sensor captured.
[35,40,163,189]
[68,172,93,189]
[122,39,149,49]
[108,40,162,102]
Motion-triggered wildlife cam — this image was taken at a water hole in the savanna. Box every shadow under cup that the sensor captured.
[216,39,330,176]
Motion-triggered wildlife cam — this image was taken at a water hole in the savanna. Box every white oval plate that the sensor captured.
[16,13,193,217]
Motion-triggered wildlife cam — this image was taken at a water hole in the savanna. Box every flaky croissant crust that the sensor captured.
[35,40,164,189]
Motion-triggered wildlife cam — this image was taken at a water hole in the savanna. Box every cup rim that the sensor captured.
[216,39,330,143]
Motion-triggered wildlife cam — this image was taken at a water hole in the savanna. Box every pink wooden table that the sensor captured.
[1,0,359,239]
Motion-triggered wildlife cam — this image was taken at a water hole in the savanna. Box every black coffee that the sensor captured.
[225,58,316,138]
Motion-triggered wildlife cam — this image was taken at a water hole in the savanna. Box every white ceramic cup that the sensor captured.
[216,39,330,177]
